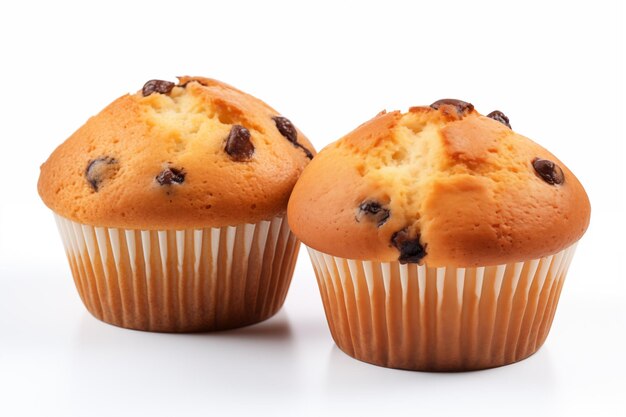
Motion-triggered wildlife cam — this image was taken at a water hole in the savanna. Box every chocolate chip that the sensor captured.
[391,229,427,264]
[142,80,175,97]
[225,125,254,161]
[272,116,313,159]
[273,116,298,143]
[85,157,118,192]
[156,167,185,185]
[357,201,390,227]
[487,110,512,129]
[532,158,564,185]
[430,99,474,116]
[295,143,313,159]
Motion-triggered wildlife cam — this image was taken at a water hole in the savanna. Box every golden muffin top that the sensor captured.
[39,76,315,229]
[288,99,590,267]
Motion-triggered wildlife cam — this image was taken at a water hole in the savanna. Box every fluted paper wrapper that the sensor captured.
[54,214,299,332]
[307,244,577,371]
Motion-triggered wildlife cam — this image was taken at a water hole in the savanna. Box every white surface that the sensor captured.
[0,1,625,416]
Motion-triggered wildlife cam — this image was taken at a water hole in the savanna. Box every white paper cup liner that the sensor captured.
[307,244,577,371]
[54,214,299,332]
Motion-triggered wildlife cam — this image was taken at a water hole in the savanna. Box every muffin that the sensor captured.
[39,76,315,332]
[288,99,590,371]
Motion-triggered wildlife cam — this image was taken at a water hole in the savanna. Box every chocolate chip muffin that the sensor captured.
[39,76,315,332]
[288,99,590,371]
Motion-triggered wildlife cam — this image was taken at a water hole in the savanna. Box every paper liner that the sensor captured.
[54,214,299,332]
[307,244,577,371]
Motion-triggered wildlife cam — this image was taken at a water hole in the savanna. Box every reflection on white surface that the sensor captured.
[324,344,557,415]
[69,310,300,404]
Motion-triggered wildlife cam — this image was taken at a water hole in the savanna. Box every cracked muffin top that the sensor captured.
[38,76,315,229]
[287,99,590,267]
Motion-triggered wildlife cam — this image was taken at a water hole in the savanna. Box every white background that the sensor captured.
[0,1,624,416]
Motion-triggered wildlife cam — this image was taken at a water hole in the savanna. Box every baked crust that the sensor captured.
[38,77,314,229]
[288,103,590,267]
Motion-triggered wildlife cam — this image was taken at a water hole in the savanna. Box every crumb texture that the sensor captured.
[288,104,590,267]
[38,77,315,229]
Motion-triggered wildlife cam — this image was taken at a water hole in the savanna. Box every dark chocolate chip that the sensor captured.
[487,110,512,129]
[430,99,474,116]
[273,116,298,143]
[273,116,314,159]
[142,79,175,97]
[225,125,254,161]
[85,157,118,192]
[295,143,314,159]
[532,158,564,185]
[391,228,427,264]
[156,167,185,185]
[358,201,390,227]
